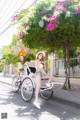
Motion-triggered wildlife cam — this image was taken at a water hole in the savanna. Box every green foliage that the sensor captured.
[63,85,68,90]
[70,49,79,67]
[10,34,18,46]
[70,59,79,67]
[13,0,80,54]
[70,49,76,58]
[2,54,19,64]
[0,63,3,72]
[24,54,35,62]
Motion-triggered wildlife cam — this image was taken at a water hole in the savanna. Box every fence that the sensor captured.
[54,58,80,77]
[2,58,80,78]
[3,64,17,76]
[2,62,35,76]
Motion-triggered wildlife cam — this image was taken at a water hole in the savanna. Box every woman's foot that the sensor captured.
[46,82,54,89]
[34,101,41,109]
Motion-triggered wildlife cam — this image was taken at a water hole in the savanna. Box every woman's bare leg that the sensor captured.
[42,75,53,83]
[35,75,41,103]
[48,76,53,83]
[42,75,54,88]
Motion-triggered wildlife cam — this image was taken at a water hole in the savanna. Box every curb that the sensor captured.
[51,94,80,109]
[0,80,11,86]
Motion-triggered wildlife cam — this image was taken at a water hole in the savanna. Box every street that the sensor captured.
[0,81,80,120]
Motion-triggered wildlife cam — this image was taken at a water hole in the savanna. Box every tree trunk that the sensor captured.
[63,40,71,89]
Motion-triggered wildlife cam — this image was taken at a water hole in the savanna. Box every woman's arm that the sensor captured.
[35,60,39,71]
[35,60,44,71]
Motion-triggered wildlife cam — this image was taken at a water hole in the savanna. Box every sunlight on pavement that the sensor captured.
[39,112,60,120]
[64,117,78,120]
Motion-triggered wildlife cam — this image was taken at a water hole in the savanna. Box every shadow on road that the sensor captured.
[0,87,80,120]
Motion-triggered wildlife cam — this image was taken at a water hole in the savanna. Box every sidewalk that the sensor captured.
[53,88,80,109]
[0,73,80,109]
[53,77,80,108]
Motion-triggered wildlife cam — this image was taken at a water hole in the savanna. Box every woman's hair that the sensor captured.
[37,53,44,61]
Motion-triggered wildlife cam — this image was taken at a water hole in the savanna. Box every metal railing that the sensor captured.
[55,58,80,77]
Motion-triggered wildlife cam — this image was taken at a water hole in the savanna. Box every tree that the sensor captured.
[2,54,19,64]
[12,0,80,89]
[1,33,35,69]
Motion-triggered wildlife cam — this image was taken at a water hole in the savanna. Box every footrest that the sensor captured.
[40,86,53,91]
[40,86,46,89]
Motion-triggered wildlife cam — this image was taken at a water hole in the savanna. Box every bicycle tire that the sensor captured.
[12,76,21,92]
[40,87,53,100]
[21,77,34,102]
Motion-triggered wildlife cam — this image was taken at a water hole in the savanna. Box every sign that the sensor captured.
[18,49,26,57]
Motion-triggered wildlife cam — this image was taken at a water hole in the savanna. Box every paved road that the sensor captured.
[0,82,80,120]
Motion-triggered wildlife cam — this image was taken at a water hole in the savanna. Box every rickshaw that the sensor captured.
[12,63,54,101]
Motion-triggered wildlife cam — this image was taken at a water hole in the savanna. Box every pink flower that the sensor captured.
[46,23,58,31]
[54,3,63,12]
[54,23,58,28]
[47,16,57,23]
[18,31,23,37]
[23,23,28,28]
[11,14,18,22]
[74,8,80,14]
[17,38,20,42]
[63,7,67,12]
[54,3,67,13]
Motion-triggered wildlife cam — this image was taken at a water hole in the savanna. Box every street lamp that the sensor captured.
[39,20,44,27]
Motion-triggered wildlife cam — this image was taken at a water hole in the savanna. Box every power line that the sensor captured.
[0,0,29,29]
[0,0,18,19]
[0,0,7,13]
[0,0,7,11]
[0,0,12,17]
[0,25,11,35]
[0,0,37,35]
[0,0,19,26]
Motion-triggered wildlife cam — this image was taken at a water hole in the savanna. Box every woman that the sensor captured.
[34,51,54,109]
